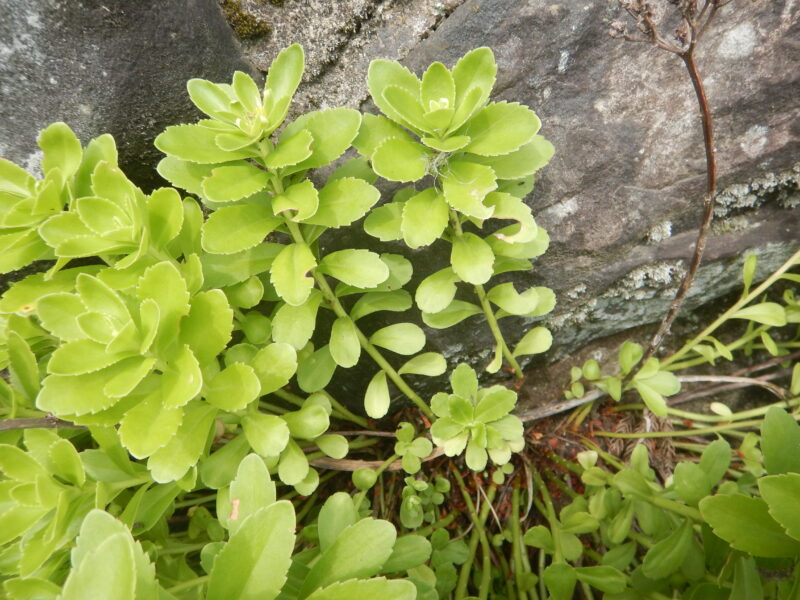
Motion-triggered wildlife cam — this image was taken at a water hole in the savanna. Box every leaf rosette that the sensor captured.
[429,363,524,471]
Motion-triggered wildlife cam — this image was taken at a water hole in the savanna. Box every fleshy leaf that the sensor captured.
[201,164,270,203]
[441,161,496,220]
[462,101,540,156]
[270,242,317,306]
[370,323,426,355]
[305,177,380,228]
[401,188,448,248]
[365,370,390,419]
[372,138,430,183]
[202,204,281,254]
[319,249,389,289]
[205,363,261,411]
[451,232,494,284]
[330,317,361,368]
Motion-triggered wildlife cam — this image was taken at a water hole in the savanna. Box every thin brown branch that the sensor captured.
[310,447,445,472]
[676,374,788,400]
[0,415,87,432]
[638,47,717,368]
[669,369,791,406]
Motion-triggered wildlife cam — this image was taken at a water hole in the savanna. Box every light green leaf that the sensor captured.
[370,323,426,355]
[280,108,361,172]
[365,370,390,419]
[205,363,261,411]
[401,188,448,248]
[633,381,668,417]
[513,327,552,357]
[180,289,233,364]
[48,438,86,487]
[305,176,380,228]
[451,232,494,284]
[136,261,190,354]
[452,47,496,124]
[731,302,787,326]
[462,101,539,156]
[207,502,296,600]
[251,343,298,395]
[353,113,412,157]
[759,473,800,541]
[383,85,428,132]
[421,62,455,112]
[201,163,270,203]
[299,518,397,598]
[243,413,290,458]
[761,407,800,475]
[202,204,281,254]
[398,352,447,376]
[372,138,430,182]
[39,122,82,179]
[271,292,322,349]
[155,124,252,163]
[316,434,348,459]
[272,179,319,221]
[367,60,421,128]
[199,434,250,489]
[297,345,337,393]
[487,282,539,315]
[264,129,313,168]
[699,494,800,558]
[283,404,330,440]
[363,202,404,241]
[470,135,554,179]
[351,290,412,321]
[265,43,305,122]
[156,156,215,196]
[147,187,183,248]
[441,161,496,220]
[7,331,40,400]
[484,192,537,243]
[48,339,132,376]
[161,345,203,408]
[74,195,132,235]
[415,268,460,314]
[270,242,317,306]
[421,300,481,329]
[119,393,184,458]
[278,438,309,486]
[148,402,217,483]
[306,579,416,600]
[219,454,277,534]
[319,249,389,288]
[330,317,361,368]
[200,243,282,288]
[75,272,129,323]
[187,78,235,121]
[60,532,135,600]
[318,493,357,553]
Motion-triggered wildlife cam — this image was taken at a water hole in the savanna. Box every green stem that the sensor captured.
[166,575,209,594]
[475,284,524,378]
[453,470,497,600]
[284,219,433,419]
[661,247,800,369]
[665,324,769,371]
[157,542,208,556]
[449,209,523,378]
[411,512,456,537]
[595,413,800,439]
[532,469,562,562]
[511,481,530,600]
[173,493,218,509]
[666,396,800,423]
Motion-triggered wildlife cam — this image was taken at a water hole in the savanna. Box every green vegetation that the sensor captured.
[0,33,798,600]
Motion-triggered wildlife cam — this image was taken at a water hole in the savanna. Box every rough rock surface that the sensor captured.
[238,0,799,368]
[0,0,256,190]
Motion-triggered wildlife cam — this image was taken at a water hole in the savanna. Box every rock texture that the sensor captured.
[237,0,798,368]
[0,0,256,190]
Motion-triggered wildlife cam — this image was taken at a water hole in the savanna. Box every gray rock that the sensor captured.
[0,0,256,190]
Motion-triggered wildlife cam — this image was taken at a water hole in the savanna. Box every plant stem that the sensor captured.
[453,470,497,600]
[353,453,398,513]
[661,247,800,369]
[283,219,432,419]
[511,481,530,600]
[166,575,209,594]
[595,412,800,439]
[449,209,523,378]
[0,415,86,432]
[411,512,456,537]
[636,41,717,371]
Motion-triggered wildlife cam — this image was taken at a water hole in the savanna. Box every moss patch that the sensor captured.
[221,0,271,39]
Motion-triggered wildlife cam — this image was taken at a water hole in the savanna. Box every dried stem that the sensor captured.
[0,415,87,432]
[613,1,728,376]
